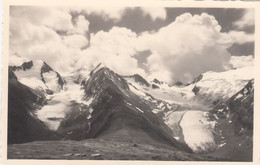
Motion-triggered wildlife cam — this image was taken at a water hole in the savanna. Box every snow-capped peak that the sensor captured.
[185,66,254,106]
[11,60,64,93]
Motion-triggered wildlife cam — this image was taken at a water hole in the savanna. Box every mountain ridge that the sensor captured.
[7,60,254,161]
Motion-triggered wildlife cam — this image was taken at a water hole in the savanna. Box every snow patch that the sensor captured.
[218,142,226,148]
[152,109,163,114]
[234,93,243,101]
[83,97,94,106]
[42,71,60,92]
[136,107,144,113]
[129,85,146,97]
[174,136,180,140]
[158,102,164,109]
[87,108,94,119]
[126,102,132,106]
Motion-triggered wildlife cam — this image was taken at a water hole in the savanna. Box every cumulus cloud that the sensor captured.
[62,34,89,49]
[10,7,254,85]
[69,15,90,35]
[77,27,146,76]
[10,7,89,73]
[10,6,166,74]
[229,55,254,69]
[227,31,254,45]
[136,13,234,83]
[10,6,74,32]
[233,9,254,30]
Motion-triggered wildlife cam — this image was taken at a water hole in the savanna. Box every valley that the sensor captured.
[7,60,254,161]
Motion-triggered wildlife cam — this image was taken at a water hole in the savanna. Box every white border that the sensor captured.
[2,1,260,165]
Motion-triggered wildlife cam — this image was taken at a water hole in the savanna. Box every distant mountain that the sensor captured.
[176,67,254,107]
[10,60,65,94]
[123,74,150,87]
[8,61,254,161]
[170,67,253,104]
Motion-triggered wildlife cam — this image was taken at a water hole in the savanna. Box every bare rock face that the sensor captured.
[124,74,150,87]
[40,61,65,89]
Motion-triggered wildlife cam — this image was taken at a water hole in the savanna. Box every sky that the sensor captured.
[9,6,254,84]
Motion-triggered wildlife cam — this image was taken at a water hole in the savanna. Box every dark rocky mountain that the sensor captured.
[152,84,160,89]
[123,74,150,87]
[8,69,59,144]
[152,78,163,85]
[57,66,191,152]
[174,81,184,86]
[208,79,254,161]
[40,61,65,89]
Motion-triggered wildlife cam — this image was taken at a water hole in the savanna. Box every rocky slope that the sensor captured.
[57,64,191,152]
[7,61,254,161]
[208,79,254,161]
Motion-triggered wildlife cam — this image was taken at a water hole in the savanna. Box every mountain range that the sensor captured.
[7,60,254,161]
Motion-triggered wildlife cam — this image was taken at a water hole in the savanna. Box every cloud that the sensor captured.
[10,7,89,73]
[62,34,89,49]
[76,27,146,76]
[233,9,254,30]
[227,31,254,45]
[10,7,253,85]
[135,13,234,83]
[229,55,254,69]
[9,6,165,76]
[69,15,90,35]
[10,6,74,32]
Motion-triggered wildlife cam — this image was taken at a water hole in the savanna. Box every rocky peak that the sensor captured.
[124,74,150,87]
[82,64,129,98]
[186,74,203,86]
[10,60,65,92]
[152,78,163,85]
[40,61,65,89]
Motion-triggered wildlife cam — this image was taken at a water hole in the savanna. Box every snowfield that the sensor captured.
[180,110,216,152]
[37,75,92,130]
[14,60,63,93]
[14,60,47,91]
[186,66,254,105]
[42,71,60,92]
